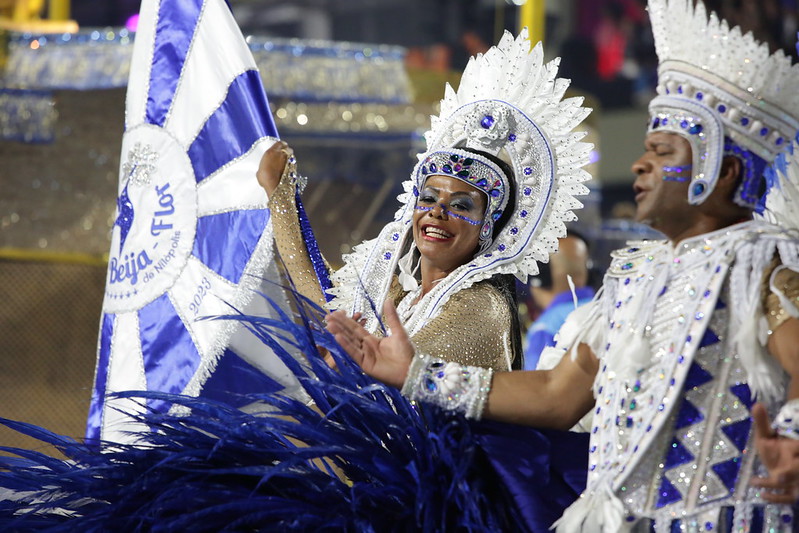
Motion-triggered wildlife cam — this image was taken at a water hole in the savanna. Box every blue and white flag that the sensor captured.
[88,0,299,443]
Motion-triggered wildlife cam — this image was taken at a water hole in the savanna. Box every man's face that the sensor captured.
[631,131,698,236]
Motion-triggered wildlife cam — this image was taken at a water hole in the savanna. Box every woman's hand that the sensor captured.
[256,140,294,197]
[325,301,414,389]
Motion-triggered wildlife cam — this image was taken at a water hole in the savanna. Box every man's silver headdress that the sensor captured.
[647,0,799,208]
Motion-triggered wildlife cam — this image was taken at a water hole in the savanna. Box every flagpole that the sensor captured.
[49,0,70,21]
[518,0,544,45]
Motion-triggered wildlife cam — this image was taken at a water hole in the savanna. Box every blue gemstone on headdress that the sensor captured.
[510,227,518,235]
[693,182,706,196]
[680,120,689,129]
[425,378,437,392]
[480,115,495,129]
[777,137,784,145]
[717,104,726,113]
[520,210,528,218]
[384,252,391,260]
[498,244,506,251]
[652,118,660,128]
[677,86,683,94]
[476,178,488,187]
[492,210,502,220]
[508,133,517,142]
[523,187,531,196]
[463,158,473,166]
[523,167,533,176]
[741,117,750,126]
[662,118,668,126]
[489,189,501,197]
[450,154,459,162]
[421,166,428,175]
[392,233,399,241]
[442,164,452,173]
[457,170,470,178]
[430,163,438,172]
[413,186,419,197]
[696,92,703,100]
[760,127,768,136]
[689,124,703,135]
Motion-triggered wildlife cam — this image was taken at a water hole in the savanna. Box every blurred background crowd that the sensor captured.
[49,0,799,108]
[0,0,796,449]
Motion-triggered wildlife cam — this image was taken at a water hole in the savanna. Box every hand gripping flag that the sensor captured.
[88,0,300,443]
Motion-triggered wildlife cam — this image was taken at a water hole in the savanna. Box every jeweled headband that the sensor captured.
[647,0,799,209]
[414,148,510,248]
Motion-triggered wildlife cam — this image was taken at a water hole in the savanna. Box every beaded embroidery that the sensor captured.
[559,222,796,532]
[401,352,493,420]
[773,399,799,440]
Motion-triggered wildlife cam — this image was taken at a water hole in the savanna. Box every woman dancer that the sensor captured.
[260,142,523,370]
[256,29,592,374]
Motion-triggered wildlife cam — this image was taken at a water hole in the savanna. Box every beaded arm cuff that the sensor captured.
[773,398,799,440]
[400,352,493,420]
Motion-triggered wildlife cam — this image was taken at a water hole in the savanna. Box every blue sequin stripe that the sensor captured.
[662,165,692,182]
[296,191,334,302]
[414,205,481,225]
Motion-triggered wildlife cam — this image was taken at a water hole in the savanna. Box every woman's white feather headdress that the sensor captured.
[328,29,593,335]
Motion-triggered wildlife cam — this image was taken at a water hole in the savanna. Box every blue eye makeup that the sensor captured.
[450,199,474,211]
[415,197,482,226]
[418,190,438,203]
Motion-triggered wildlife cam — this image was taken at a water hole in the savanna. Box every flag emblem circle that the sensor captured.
[104,123,198,313]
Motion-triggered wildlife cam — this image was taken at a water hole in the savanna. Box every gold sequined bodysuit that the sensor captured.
[267,167,514,371]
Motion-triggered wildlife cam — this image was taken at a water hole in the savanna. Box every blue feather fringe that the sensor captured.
[0,285,584,531]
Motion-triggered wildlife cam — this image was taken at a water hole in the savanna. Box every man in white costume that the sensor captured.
[326,0,799,530]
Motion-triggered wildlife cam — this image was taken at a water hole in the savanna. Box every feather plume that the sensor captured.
[0,288,585,531]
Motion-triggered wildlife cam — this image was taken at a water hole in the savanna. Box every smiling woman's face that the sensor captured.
[412,174,487,276]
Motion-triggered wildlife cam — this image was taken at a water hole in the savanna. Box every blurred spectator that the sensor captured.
[560,0,648,108]
[523,232,595,371]
[595,2,630,80]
